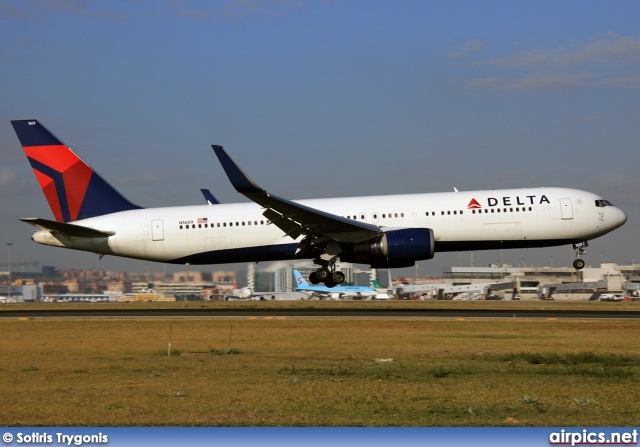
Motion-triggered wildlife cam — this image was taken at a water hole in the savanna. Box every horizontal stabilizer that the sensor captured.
[20,218,115,238]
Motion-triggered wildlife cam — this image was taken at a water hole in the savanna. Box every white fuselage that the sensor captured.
[31,187,627,265]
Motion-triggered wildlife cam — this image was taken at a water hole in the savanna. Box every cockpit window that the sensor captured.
[595,200,614,207]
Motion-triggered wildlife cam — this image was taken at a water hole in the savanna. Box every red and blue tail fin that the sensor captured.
[11,119,142,222]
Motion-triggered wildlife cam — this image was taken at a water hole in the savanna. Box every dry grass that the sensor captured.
[4,299,640,312]
[1,317,639,426]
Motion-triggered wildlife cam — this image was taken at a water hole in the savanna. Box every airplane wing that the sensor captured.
[212,145,382,246]
[21,218,115,238]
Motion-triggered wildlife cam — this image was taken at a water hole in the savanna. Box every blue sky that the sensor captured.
[1,0,639,277]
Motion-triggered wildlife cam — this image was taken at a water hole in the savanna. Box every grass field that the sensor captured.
[1,307,639,426]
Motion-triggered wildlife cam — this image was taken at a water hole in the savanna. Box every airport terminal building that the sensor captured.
[436,263,640,300]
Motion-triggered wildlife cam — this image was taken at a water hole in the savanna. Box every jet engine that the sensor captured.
[341,228,435,268]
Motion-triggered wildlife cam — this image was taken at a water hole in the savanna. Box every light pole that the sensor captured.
[6,243,12,302]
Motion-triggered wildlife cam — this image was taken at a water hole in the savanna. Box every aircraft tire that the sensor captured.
[309,272,320,284]
[316,267,330,281]
[324,277,336,288]
[331,271,346,285]
[573,259,586,270]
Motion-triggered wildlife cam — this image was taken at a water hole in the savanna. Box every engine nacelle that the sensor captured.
[342,228,435,268]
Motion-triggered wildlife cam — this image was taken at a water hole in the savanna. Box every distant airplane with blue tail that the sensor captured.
[293,269,378,299]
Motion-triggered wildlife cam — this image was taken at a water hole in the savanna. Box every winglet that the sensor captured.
[200,189,220,205]
[212,145,264,194]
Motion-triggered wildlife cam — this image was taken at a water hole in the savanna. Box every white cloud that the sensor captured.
[474,33,640,69]
[449,40,486,58]
[215,0,307,22]
[0,0,128,21]
[462,34,640,91]
[0,168,20,197]
[0,168,17,186]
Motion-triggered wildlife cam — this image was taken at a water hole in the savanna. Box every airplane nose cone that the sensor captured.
[617,208,628,227]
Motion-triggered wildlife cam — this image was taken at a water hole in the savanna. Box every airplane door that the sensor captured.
[151,219,164,241]
[560,198,573,220]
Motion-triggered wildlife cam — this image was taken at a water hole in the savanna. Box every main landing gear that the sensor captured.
[572,241,588,270]
[309,265,346,288]
[307,241,345,288]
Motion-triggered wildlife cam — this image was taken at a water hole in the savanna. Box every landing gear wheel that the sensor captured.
[309,272,320,284]
[572,241,588,271]
[324,277,336,288]
[315,267,330,282]
[331,271,346,285]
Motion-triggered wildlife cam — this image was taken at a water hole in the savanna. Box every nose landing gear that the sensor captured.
[572,241,588,270]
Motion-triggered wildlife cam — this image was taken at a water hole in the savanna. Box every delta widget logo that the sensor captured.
[467,199,481,209]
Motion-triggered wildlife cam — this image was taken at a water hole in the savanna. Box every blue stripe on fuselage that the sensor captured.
[168,243,314,265]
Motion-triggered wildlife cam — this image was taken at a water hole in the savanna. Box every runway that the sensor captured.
[2,307,640,319]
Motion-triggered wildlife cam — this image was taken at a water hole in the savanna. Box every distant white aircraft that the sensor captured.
[216,280,309,301]
[11,120,627,288]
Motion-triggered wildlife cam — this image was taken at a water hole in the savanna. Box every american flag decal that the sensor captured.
[197,217,208,224]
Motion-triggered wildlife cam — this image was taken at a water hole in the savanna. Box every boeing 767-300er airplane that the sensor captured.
[11,119,627,287]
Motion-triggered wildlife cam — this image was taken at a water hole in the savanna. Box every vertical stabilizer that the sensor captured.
[293,270,309,287]
[11,119,142,222]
